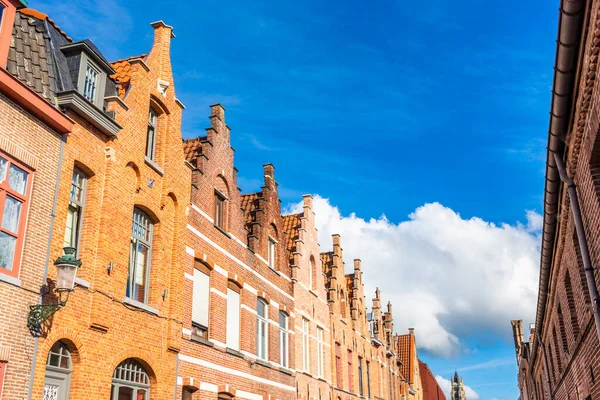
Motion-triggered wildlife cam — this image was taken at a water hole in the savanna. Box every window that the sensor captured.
[43,341,72,400]
[317,326,324,377]
[257,298,268,360]
[192,262,211,340]
[146,108,158,161]
[0,361,5,399]
[0,155,31,278]
[110,359,150,400]
[348,350,353,392]
[82,62,99,102]
[366,361,371,398]
[335,343,342,388]
[226,282,241,350]
[358,356,364,396]
[268,237,276,269]
[302,318,310,372]
[127,208,152,303]
[64,168,87,252]
[279,311,289,368]
[214,190,225,229]
[182,388,195,400]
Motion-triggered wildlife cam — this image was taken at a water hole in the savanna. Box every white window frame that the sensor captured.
[191,266,210,339]
[257,298,269,360]
[127,208,152,304]
[317,326,324,377]
[302,318,310,372]
[64,168,87,254]
[279,311,289,368]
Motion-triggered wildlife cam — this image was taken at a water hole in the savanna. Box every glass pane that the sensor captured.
[0,157,7,182]
[0,231,16,270]
[134,243,148,301]
[64,207,75,247]
[59,353,69,369]
[2,196,21,232]
[117,386,134,400]
[48,353,60,367]
[257,300,265,317]
[8,164,28,195]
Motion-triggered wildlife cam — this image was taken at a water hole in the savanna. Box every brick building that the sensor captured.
[179,106,296,399]
[0,2,73,398]
[397,330,423,400]
[418,361,445,400]
[511,0,600,400]
[1,6,189,399]
[283,195,332,400]
[322,235,407,400]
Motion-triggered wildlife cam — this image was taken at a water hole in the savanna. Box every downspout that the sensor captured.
[553,153,600,340]
[535,333,554,400]
[27,133,67,400]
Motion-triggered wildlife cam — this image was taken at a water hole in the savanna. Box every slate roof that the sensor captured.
[110,54,147,98]
[7,9,119,105]
[7,10,57,101]
[282,213,301,252]
[397,334,414,381]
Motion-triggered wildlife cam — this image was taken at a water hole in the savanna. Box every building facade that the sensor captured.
[1,6,190,400]
[397,330,423,400]
[179,106,296,399]
[0,2,73,399]
[512,1,600,400]
[0,5,439,400]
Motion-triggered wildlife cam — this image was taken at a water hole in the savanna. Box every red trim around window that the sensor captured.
[0,151,33,279]
[0,362,6,398]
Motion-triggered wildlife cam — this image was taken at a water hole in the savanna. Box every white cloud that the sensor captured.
[286,196,540,357]
[436,375,480,400]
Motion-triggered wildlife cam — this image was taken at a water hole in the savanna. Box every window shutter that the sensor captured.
[192,269,210,327]
[226,288,240,350]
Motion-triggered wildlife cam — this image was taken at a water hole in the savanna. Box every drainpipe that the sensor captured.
[553,153,600,342]
[535,333,554,400]
[27,133,67,400]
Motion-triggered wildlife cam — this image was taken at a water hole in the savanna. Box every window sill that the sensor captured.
[226,347,244,359]
[190,335,214,348]
[122,297,159,315]
[279,366,294,376]
[144,157,164,176]
[0,272,21,287]
[214,224,231,238]
[255,359,271,369]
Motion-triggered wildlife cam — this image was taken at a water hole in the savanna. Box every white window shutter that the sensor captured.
[226,288,240,350]
[192,269,210,327]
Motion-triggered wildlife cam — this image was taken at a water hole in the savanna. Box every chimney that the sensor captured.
[263,164,275,188]
[149,21,175,79]
[354,259,361,271]
[387,301,393,316]
[408,327,415,335]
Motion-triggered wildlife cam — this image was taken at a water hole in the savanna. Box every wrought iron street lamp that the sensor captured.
[27,247,81,332]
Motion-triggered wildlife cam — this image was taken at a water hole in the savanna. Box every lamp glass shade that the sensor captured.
[55,262,78,292]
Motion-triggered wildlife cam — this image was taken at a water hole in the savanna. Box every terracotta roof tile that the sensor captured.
[282,213,302,252]
[182,137,206,164]
[397,334,413,380]
[20,9,73,42]
[109,54,147,98]
[240,193,260,226]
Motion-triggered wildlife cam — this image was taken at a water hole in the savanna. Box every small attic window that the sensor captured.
[83,62,100,102]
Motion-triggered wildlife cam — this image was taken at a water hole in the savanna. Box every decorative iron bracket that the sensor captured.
[27,291,70,332]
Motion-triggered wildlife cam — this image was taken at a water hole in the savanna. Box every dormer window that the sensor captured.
[83,62,100,102]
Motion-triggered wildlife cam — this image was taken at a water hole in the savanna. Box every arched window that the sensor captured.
[128,208,153,303]
[146,107,158,162]
[309,255,317,290]
[340,290,346,319]
[111,359,150,400]
[43,341,72,400]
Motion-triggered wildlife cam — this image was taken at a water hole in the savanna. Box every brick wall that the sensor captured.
[0,91,62,400]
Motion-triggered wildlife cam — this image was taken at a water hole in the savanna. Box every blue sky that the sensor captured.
[33,0,558,398]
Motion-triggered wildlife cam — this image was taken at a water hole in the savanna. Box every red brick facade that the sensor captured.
[512,1,600,400]
[419,361,445,400]
[0,6,437,400]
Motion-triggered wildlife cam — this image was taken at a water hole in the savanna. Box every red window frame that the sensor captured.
[0,362,6,397]
[0,152,33,278]
[348,350,353,391]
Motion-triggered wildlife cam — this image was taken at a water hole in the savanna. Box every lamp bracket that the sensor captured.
[27,291,70,333]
